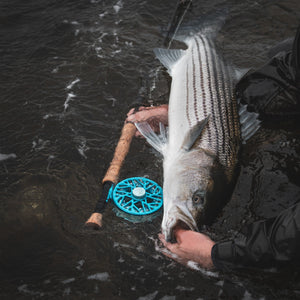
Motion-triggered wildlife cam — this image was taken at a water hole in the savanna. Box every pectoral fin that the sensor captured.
[135,122,168,156]
[181,116,210,151]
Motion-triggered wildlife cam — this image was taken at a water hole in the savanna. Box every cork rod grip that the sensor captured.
[102,122,136,184]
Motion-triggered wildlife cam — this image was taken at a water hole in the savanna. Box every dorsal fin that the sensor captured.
[153,48,185,75]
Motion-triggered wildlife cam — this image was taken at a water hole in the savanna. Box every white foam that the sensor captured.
[125,41,133,47]
[113,242,131,248]
[113,0,123,13]
[43,279,51,285]
[98,32,108,42]
[32,139,50,151]
[106,96,117,107]
[46,155,55,172]
[77,138,89,159]
[118,256,125,263]
[160,296,176,300]
[17,284,42,296]
[43,114,51,119]
[186,261,219,278]
[64,93,76,111]
[137,291,158,300]
[76,259,85,270]
[175,285,195,291]
[87,272,109,281]
[215,280,224,287]
[242,290,256,300]
[62,278,75,284]
[0,153,16,162]
[66,78,80,90]
[99,11,108,18]
[111,49,122,56]
[63,287,71,296]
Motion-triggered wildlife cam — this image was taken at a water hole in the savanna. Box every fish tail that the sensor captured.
[173,9,229,44]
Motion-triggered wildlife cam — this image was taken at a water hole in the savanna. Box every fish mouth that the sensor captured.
[163,217,198,243]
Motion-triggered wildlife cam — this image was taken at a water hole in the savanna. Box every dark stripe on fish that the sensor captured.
[191,48,200,123]
[198,35,220,155]
[186,59,192,127]
[205,37,226,156]
[194,37,212,144]
[223,63,236,165]
[218,53,240,167]
[219,59,233,159]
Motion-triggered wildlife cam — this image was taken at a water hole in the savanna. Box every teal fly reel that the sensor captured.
[112,177,163,216]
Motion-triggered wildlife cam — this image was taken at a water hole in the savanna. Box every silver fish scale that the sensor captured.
[184,34,240,171]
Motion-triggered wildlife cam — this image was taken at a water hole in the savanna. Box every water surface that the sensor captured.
[1,0,300,298]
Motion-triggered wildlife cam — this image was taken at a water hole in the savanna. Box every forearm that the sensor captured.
[212,203,300,270]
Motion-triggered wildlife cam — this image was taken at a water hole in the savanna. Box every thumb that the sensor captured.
[173,228,190,243]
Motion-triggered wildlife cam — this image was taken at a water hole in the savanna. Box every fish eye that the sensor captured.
[192,192,205,205]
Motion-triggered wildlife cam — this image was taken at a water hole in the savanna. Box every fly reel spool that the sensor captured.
[112,177,163,216]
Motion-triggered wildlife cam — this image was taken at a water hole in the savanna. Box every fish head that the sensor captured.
[162,149,228,242]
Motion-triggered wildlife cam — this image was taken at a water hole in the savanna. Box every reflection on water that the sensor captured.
[1,0,300,298]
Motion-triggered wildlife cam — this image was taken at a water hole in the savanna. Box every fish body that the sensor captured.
[165,34,240,175]
[136,25,260,242]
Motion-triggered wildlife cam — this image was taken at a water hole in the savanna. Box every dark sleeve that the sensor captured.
[211,203,300,270]
[235,25,300,121]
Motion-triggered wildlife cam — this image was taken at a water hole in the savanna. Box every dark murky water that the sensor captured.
[1,0,300,299]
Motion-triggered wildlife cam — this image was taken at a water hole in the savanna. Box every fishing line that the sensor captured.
[149,0,193,102]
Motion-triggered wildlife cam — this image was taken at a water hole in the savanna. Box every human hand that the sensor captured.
[158,229,215,269]
[126,105,168,137]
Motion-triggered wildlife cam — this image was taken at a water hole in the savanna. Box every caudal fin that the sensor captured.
[172,9,229,44]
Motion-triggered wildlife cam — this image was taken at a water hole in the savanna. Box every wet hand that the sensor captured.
[158,229,215,270]
[126,105,168,137]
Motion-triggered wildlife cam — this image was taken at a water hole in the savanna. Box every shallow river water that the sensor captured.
[1,0,300,299]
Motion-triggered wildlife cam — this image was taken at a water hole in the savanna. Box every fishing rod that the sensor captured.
[164,0,193,48]
[85,0,192,229]
[85,122,137,229]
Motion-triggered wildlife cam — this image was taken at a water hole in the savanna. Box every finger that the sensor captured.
[158,234,179,253]
[157,238,190,266]
[173,228,189,243]
[158,233,176,251]
[158,233,167,244]
[158,234,181,259]
[135,131,143,138]
[127,109,148,123]
[126,106,147,118]
[126,108,135,117]
[159,246,180,260]
[126,114,136,123]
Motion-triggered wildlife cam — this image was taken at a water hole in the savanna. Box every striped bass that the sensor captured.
[136,22,260,242]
